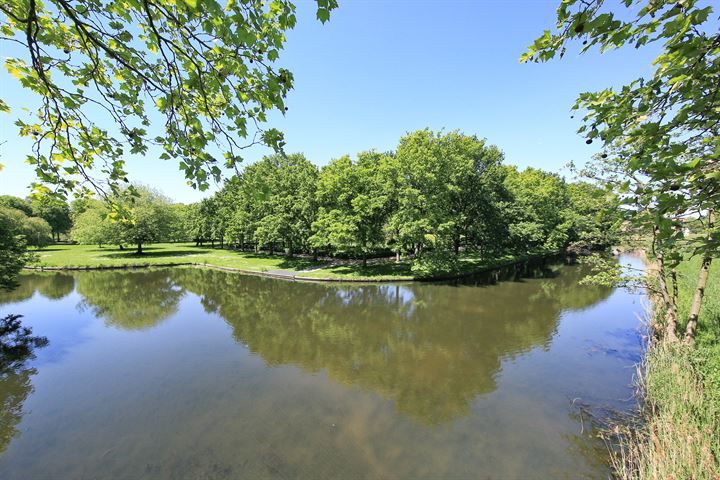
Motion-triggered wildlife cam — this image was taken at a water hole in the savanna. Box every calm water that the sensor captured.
[0,256,645,479]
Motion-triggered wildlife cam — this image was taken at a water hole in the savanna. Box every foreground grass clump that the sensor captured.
[611,342,720,480]
[611,258,719,479]
[30,243,320,273]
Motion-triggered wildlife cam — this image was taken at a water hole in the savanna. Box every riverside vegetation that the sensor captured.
[2,129,620,281]
[0,0,718,478]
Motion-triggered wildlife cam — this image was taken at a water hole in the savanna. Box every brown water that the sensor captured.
[0,256,645,479]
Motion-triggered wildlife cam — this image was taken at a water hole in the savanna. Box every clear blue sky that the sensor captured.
[0,0,659,203]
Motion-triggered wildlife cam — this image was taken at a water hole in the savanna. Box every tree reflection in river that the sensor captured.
[0,273,75,305]
[75,270,184,330]
[170,260,612,424]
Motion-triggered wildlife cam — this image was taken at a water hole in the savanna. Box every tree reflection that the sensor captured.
[171,261,612,424]
[76,270,184,330]
[0,314,48,454]
[0,273,76,305]
[35,273,75,300]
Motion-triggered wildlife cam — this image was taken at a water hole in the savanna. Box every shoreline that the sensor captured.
[24,251,559,284]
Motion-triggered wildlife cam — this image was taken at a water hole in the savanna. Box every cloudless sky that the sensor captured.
[0,0,660,203]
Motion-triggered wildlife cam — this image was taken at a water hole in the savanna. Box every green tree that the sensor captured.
[1,0,337,195]
[249,154,318,256]
[0,196,32,216]
[114,186,174,254]
[21,216,52,248]
[0,207,30,291]
[392,129,508,258]
[524,0,719,343]
[503,167,572,253]
[565,181,620,252]
[70,201,120,247]
[30,194,71,241]
[310,152,392,265]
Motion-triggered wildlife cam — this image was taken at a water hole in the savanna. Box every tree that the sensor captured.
[1,0,337,196]
[524,0,719,343]
[0,196,32,216]
[70,201,119,247]
[249,154,318,256]
[113,186,174,254]
[391,130,508,258]
[565,181,620,251]
[0,207,30,291]
[30,194,71,241]
[21,216,53,248]
[310,152,392,265]
[503,167,572,253]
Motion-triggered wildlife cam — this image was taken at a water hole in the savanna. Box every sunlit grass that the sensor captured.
[30,243,321,272]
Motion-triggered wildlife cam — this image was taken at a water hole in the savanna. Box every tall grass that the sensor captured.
[608,258,720,479]
[609,342,719,479]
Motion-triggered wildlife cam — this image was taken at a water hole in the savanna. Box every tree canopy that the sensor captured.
[1,0,337,196]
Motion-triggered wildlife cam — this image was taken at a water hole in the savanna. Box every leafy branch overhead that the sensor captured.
[0,0,337,196]
[524,0,718,343]
[523,1,719,243]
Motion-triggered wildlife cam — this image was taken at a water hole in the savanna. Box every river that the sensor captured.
[0,255,645,479]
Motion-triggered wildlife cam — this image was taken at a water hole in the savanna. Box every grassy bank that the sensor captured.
[29,243,321,272]
[27,243,553,282]
[612,257,720,479]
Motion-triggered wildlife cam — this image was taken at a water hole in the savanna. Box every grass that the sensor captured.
[295,251,552,281]
[28,243,554,282]
[296,261,414,280]
[610,257,720,480]
[29,243,321,273]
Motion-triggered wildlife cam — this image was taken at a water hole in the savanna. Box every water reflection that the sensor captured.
[0,273,75,305]
[0,259,635,479]
[169,260,612,424]
[76,270,184,330]
[0,315,48,454]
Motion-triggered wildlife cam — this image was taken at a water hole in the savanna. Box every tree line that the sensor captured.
[5,129,616,272]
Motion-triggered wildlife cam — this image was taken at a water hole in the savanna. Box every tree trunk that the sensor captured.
[684,256,712,345]
[137,242,143,255]
[362,252,367,267]
[652,227,678,341]
[454,237,460,256]
[396,250,400,263]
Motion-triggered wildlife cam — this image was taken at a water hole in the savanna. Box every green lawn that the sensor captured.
[30,243,321,273]
[29,243,554,282]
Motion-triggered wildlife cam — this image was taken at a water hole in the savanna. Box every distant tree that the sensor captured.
[503,167,572,253]
[565,181,620,251]
[310,152,392,265]
[392,130,508,257]
[70,202,119,247]
[0,196,32,216]
[0,207,30,291]
[166,204,191,243]
[30,194,71,241]
[69,196,94,221]
[114,187,174,254]
[250,154,318,256]
[21,216,53,248]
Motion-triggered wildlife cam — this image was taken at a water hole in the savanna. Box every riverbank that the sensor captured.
[26,243,556,282]
[612,256,719,479]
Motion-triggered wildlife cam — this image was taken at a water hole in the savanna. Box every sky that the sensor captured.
[0,0,661,203]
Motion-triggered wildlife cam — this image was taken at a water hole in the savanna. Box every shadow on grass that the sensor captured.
[97,249,201,260]
[321,262,413,278]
